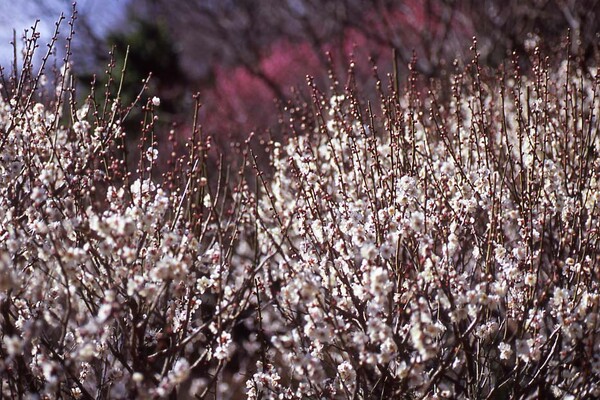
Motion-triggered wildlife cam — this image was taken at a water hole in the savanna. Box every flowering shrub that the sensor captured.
[2,15,600,400]
[253,48,600,398]
[0,23,259,399]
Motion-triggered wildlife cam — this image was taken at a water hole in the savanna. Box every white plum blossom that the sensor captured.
[215,331,233,360]
[145,146,159,162]
[498,342,513,360]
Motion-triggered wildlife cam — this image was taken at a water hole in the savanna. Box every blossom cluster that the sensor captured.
[254,52,600,398]
[0,53,258,398]
[1,23,600,400]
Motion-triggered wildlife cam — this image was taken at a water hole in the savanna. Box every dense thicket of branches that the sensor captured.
[0,4,599,399]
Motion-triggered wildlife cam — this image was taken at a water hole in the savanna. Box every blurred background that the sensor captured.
[1,0,599,149]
